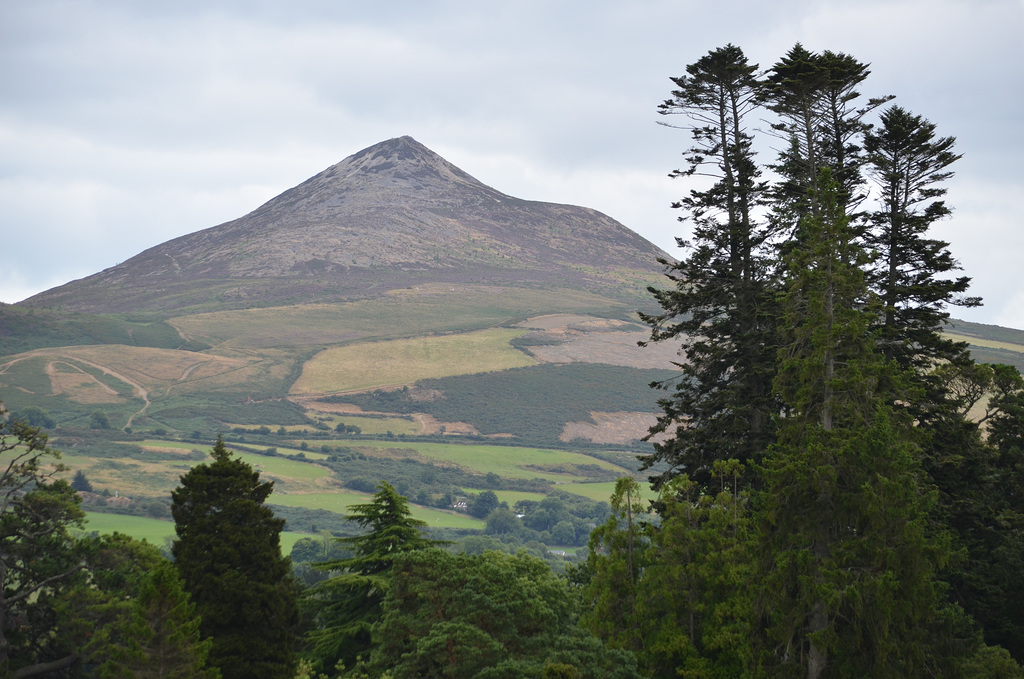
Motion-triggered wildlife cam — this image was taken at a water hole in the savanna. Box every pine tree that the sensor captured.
[580,477,650,654]
[171,435,298,679]
[72,535,216,679]
[369,549,643,678]
[637,463,752,677]
[864,104,979,373]
[763,44,891,218]
[930,363,1024,662]
[71,469,93,493]
[641,45,777,490]
[303,481,438,674]
[756,171,958,678]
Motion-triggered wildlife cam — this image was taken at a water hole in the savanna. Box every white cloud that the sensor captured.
[996,291,1024,330]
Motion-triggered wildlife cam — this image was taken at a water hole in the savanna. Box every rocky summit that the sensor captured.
[22,136,668,314]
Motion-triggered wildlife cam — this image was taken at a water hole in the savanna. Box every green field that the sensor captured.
[79,511,308,555]
[235,443,331,461]
[554,480,658,503]
[324,439,629,483]
[478,490,550,506]
[229,450,332,481]
[944,332,1024,354]
[51,431,642,558]
[269,493,485,530]
[168,286,628,350]
[116,439,334,483]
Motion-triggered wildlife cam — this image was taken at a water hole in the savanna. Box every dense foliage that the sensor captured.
[0,410,85,677]
[172,436,299,679]
[0,407,218,678]
[621,42,1024,677]
[0,304,193,357]
[368,549,642,678]
[301,482,441,674]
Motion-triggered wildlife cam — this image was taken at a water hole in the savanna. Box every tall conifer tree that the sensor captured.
[764,44,891,219]
[303,481,438,674]
[171,436,298,679]
[757,171,956,678]
[863,104,978,373]
[641,44,776,490]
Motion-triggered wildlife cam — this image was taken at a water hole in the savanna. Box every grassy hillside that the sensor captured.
[292,327,538,394]
[944,319,1024,371]
[167,284,635,349]
[8,279,1021,561]
[334,363,677,446]
[54,426,645,558]
[0,304,203,357]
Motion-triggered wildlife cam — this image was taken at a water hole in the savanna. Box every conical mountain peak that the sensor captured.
[322,135,484,187]
[245,136,497,222]
[22,138,667,314]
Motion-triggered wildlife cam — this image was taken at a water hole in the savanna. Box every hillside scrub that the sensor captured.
[339,363,676,446]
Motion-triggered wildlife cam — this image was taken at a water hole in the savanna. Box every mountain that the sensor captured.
[21,136,668,314]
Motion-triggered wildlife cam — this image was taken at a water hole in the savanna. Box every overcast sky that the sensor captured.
[2,0,1022,328]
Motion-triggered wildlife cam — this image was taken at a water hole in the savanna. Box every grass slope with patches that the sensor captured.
[0,305,195,358]
[292,327,537,394]
[168,285,630,350]
[336,363,678,446]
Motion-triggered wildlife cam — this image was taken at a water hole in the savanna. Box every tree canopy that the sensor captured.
[302,481,439,674]
[629,42,1024,676]
[172,435,298,679]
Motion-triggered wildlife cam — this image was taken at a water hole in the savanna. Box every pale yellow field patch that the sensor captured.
[291,328,538,395]
[47,360,124,403]
[943,332,1024,354]
[4,345,254,400]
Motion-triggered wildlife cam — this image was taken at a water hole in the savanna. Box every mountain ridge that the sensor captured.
[21,136,668,314]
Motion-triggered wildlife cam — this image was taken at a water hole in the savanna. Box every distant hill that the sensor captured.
[21,136,668,315]
[3,137,1023,555]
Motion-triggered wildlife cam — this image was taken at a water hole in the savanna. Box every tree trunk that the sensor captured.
[807,600,828,679]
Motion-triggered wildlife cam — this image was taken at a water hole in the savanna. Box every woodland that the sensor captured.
[1,42,1024,678]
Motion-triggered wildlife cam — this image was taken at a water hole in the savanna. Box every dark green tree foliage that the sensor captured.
[641,44,777,489]
[467,490,500,519]
[0,411,86,679]
[579,478,649,654]
[7,407,55,430]
[641,41,1023,676]
[71,469,93,493]
[303,481,437,674]
[636,462,752,677]
[864,105,979,373]
[942,364,1024,661]
[171,435,298,679]
[891,359,1024,666]
[368,549,642,679]
[68,534,216,679]
[90,410,112,430]
[756,172,957,678]
[484,507,522,536]
[763,44,890,216]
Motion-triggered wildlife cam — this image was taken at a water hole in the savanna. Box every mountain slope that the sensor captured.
[22,136,668,314]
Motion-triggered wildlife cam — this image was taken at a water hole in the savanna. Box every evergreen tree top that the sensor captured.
[171,435,277,537]
[330,481,440,576]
